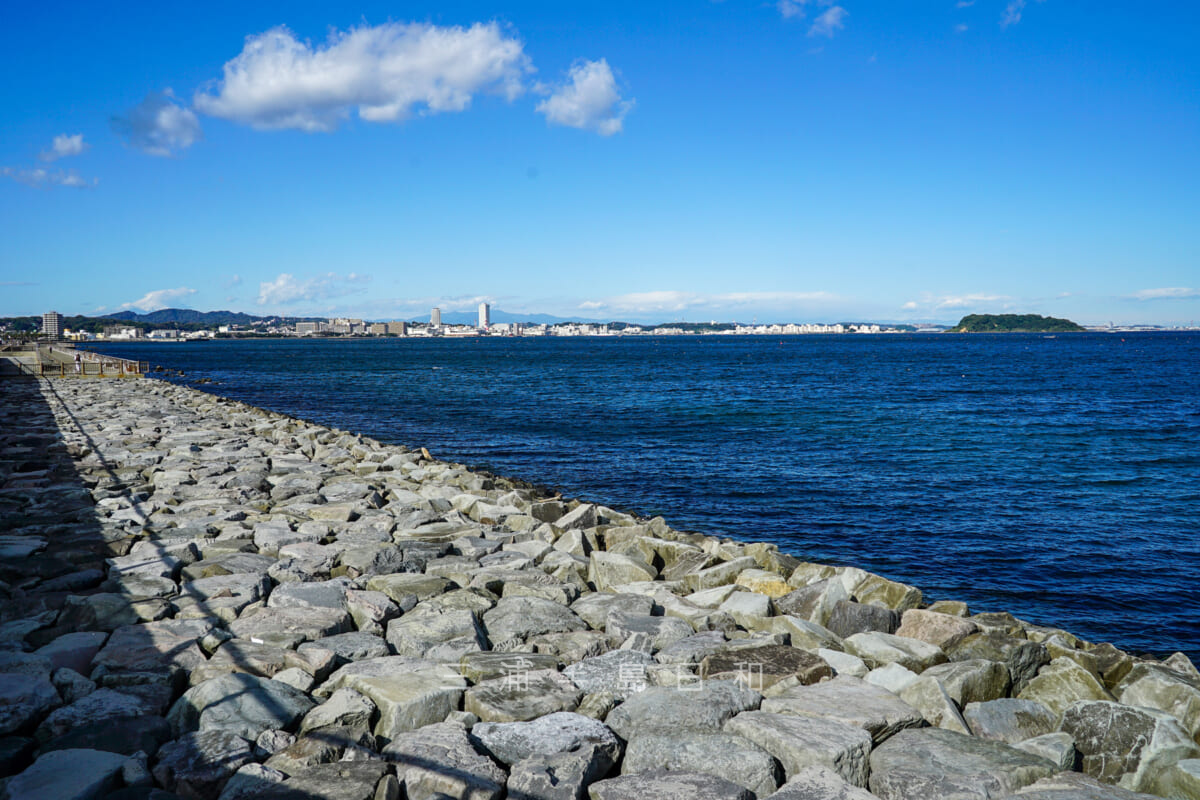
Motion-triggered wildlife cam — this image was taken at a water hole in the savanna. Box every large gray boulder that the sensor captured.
[1060,700,1200,793]
[464,669,583,722]
[868,727,1057,800]
[167,673,315,740]
[605,681,761,739]
[1,748,128,800]
[760,676,924,744]
[243,761,392,800]
[962,698,1058,743]
[36,688,156,742]
[763,766,882,800]
[1116,662,1200,743]
[483,596,587,647]
[319,657,466,741]
[383,721,507,800]
[0,674,60,736]
[153,730,255,800]
[386,606,487,660]
[701,645,833,690]
[1007,772,1164,799]
[588,769,755,800]
[922,660,1011,706]
[621,733,780,796]
[563,651,653,699]
[725,710,873,786]
[843,632,948,673]
[472,712,621,766]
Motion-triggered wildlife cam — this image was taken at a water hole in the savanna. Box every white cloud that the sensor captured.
[113,89,202,156]
[257,272,370,305]
[955,23,970,33]
[1001,0,1026,27]
[194,22,530,132]
[39,134,88,162]
[1131,287,1200,301]
[536,59,632,136]
[902,293,1012,313]
[809,6,848,37]
[777,0,806,19]
[579,290,835,314]
[1,166,95,189]
[121,287,197,312]
[957,1,976,7]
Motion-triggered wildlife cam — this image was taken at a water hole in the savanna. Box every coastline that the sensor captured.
[2,375,1199,799]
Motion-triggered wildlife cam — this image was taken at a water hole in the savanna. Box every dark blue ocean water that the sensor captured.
[93,334,1200,659]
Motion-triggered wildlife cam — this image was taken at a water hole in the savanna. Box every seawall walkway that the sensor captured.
[0,376,1198,800]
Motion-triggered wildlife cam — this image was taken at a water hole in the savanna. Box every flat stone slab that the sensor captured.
[0,674,60,736]
[701,645,833,690]
[1,747,128,800]
[760,676,924,744]
[725,710,873,786]
[962,698,1058,743]
[589,769,755,800]
[605,681,762,739]
[471,711,621,766]
[1007,772,1163,799]
[868,727,1058,800]
[764,765,880,800]
[153,729,255,799]
[168,673,315,740]
[464,668,583,722]
[383,721,506,800]
[622,732,780,797]
[563,650,653,699]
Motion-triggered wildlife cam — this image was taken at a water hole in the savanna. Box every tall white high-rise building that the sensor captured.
[478,302,490,330]
[42,311,63,341]
[431,307,442,327]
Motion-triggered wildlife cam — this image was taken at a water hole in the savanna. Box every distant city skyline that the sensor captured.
[2,3,1197,325]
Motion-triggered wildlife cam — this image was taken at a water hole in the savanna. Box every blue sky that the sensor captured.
[1,1,1197,324]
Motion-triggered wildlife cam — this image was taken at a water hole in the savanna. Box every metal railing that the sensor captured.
[0,346,148,378]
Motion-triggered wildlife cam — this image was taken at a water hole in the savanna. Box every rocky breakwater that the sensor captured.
[1,376,1199,800]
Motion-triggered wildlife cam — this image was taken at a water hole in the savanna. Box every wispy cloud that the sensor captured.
[903,293,1013,313]
[257,272,370,305]
[956,1,976,7]
[1,166,95,189]
[121,287,197,311]
[1131,287,1200,301]
[577,290,836,315]
[39,134,88,162]
[955,23,970,33]
[194,22,530,132]
[1001,0,1045,28]
[113,89,202,156]
[0,281,39,287]
[777,0,806,19]
[536,58,632,136]
[808,6,849,38]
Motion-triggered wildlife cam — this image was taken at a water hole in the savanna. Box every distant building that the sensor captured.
[369,323,388,335]
[386,321,408,336]
[295,322,325,336]
[478,302,490,330]
[431,307,442,327]
[42,311,63,341]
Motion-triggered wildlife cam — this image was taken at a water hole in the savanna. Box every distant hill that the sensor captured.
[950,314,1086,333]
[108,308,321,325]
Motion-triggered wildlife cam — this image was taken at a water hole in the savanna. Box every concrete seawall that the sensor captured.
[1,376,1198,800]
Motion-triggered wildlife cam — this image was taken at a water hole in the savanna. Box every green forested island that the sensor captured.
[950,313,1087,333]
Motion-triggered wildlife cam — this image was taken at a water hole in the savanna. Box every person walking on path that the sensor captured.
[74,352,81,374]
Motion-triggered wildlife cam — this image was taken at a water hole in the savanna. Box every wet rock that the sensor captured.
[962,698,1057,743]
[167,673,315,740]
[1060,699,1200,792]
[383,721,506,800]
[605,681,761,739]
[2,747,128,800]
[588,769,755,800]
[725,710,872,786]
[154,730,255,800]
[622,733,779,796]
[868,727,1057,800]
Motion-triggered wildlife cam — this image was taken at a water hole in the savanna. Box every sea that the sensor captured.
[92,333,1200,660]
